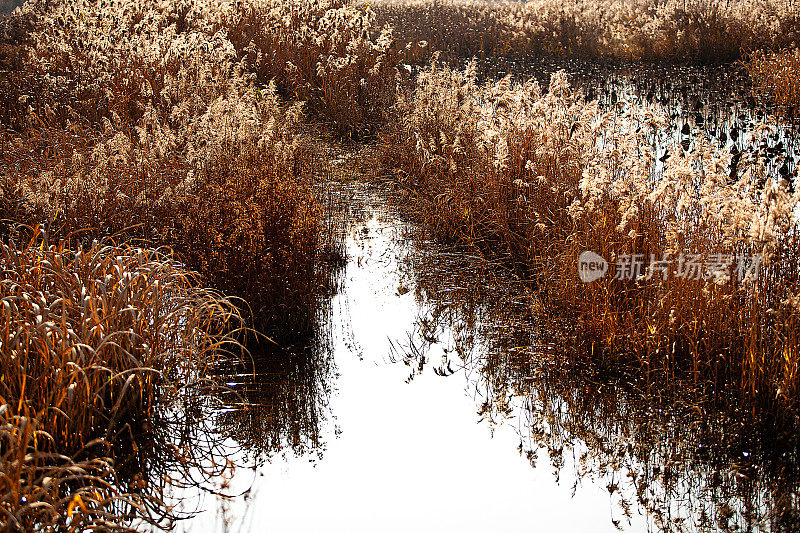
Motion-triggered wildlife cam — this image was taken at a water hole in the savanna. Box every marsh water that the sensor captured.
[172,64,800,532]
[494,59,799,183]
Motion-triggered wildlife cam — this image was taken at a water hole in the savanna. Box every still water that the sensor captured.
[173,182,646,531]
[174,183,653,532]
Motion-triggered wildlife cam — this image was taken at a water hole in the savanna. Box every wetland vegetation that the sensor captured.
[1,0,800,530]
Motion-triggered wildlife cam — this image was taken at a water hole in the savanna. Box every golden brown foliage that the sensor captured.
[382,61,800,413]
[747,48,800,118]
[375,0,800,63]
[0,233,241,531]
[225,0,415,137]
[0,118,325,335]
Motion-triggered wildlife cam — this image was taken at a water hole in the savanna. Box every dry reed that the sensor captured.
[0,229,242,531]
[0,0,342,335]
[747,47,800,119]
[374,0,800,63]
[1,3,350,526]
[224,0,419,137]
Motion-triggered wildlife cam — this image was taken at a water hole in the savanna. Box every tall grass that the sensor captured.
[382,61,800,415]
[1,0,412,138]
[747,47,800,119]
[0,119,325,336]
[1,2,355,524]
[0,230,242,531]
[374,0,800,63]
[224,0,419,137]
[0,0,347,335]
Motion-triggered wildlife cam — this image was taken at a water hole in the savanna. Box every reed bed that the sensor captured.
[382,60,800,416]
[3,0,799,528]
[0,122,326,336]
[2,0,410,137]
[0,2,362,526]
[223,0,421,137]
[0,0,350,335]
[1,2,351,524]
[0,231,242,531]
[374,0,800,63]
[747,47,800,119]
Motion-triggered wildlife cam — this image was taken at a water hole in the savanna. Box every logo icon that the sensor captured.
[578,251,608,282]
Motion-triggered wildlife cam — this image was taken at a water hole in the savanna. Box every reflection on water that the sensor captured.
[174,177,800,532]
[204,181,353,462]
[167,340,336,531]
[406,197,800,531]
[176,183,645,532]
[211,339,334,461]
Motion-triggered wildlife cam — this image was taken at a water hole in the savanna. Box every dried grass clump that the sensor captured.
[383,60,800,412]
[0,231,241,531]
[173,145,326,334]
[747,47,800,118]
[375,0,800,63]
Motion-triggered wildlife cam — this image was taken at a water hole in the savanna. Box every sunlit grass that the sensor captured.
[375,0,800,63]
[0,230,242,531]
[0,90,333,337]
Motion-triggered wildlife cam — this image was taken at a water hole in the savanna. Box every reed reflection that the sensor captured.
[402,240,800,532]
[210,338,335,460]
[205,183,349,461]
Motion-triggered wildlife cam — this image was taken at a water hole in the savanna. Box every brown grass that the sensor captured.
[0,230,242,531]
[0,1,358,336]
[0,3,351,525]
[225,0,419,138]
[747,48,800,118]
[0,124,328,337]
